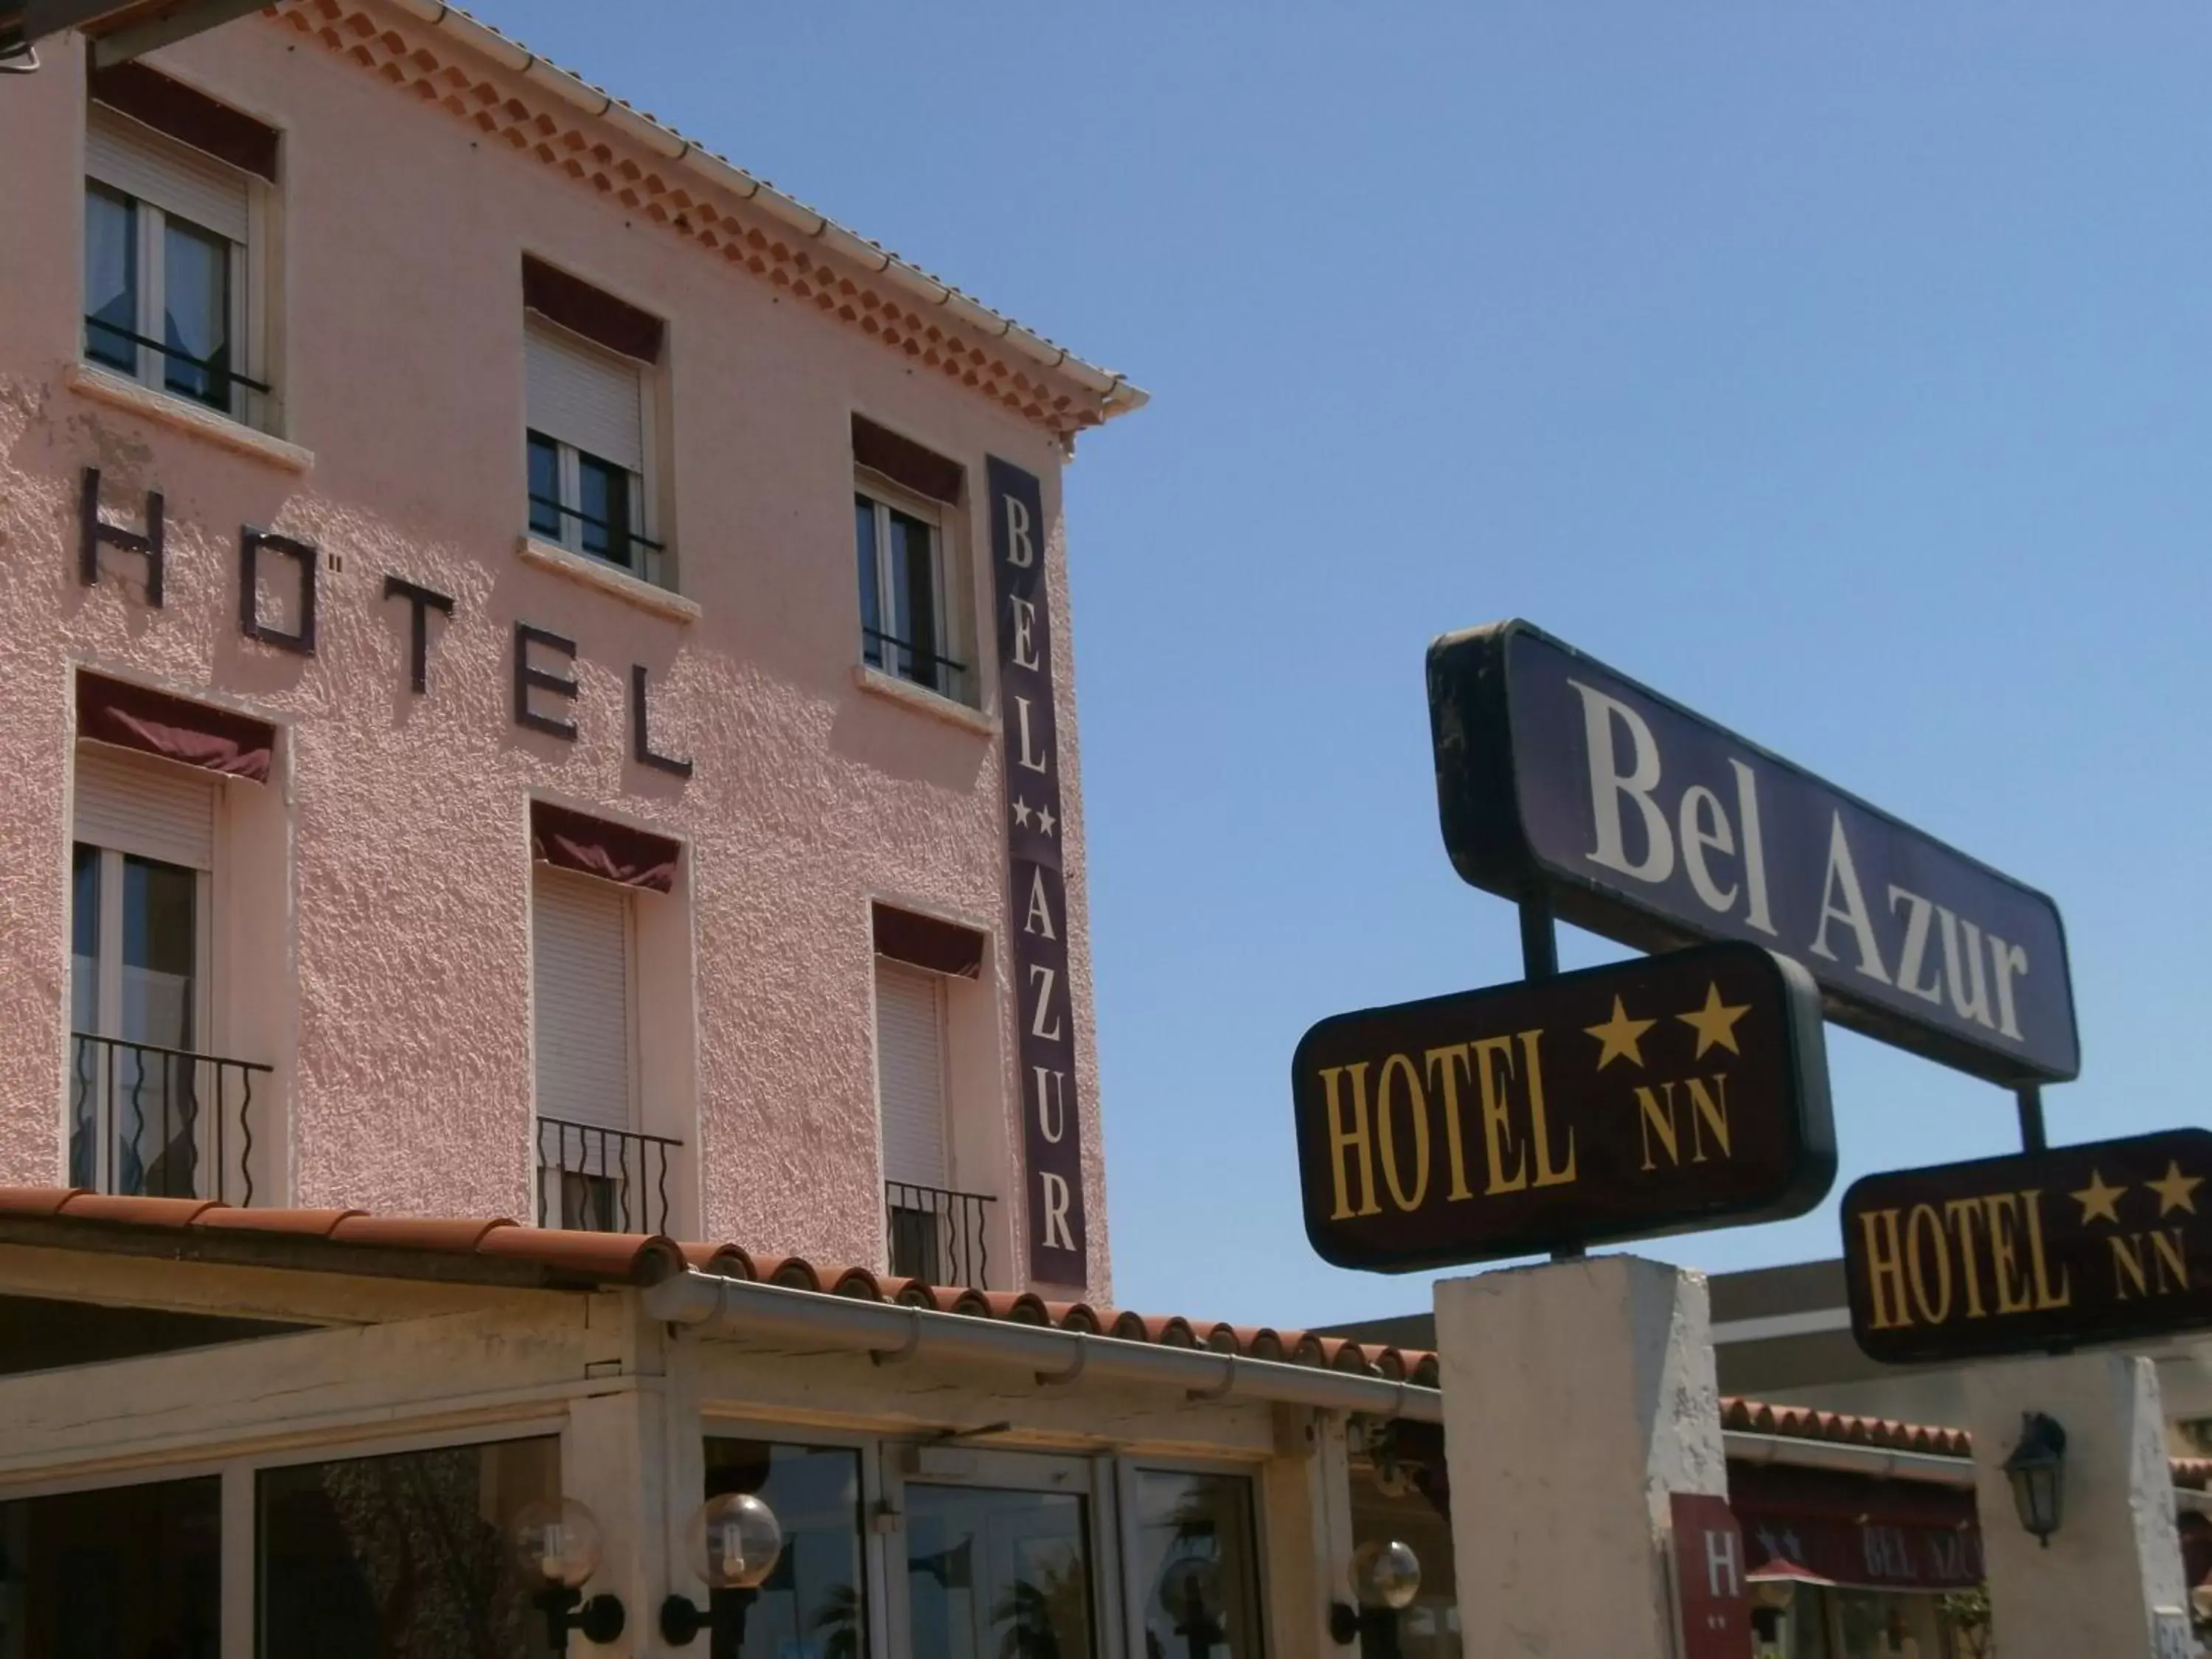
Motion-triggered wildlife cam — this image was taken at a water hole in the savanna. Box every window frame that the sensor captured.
[880,1442,1127,1659]
[522,314,666,589]
[1116,1457,1273,1659]
[854,469,973,708]
[701,1419,893,1659]
[0,1416,568,1659]
[70,841,215,1196]
[82,108,269,431]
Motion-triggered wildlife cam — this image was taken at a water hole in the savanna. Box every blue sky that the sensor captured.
[470,3,2212,1329]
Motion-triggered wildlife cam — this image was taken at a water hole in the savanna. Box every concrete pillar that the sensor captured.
[1436,1255,1726,1659]
[1964,1352,2190,1659]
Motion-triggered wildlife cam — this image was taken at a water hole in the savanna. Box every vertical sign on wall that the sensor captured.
[1671,1493,1755,1659]
[988,457,1089,1287]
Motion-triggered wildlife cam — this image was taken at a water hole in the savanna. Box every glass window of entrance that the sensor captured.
[905,1484,1094,1659]
[703,1437,869,1658]
[0,1474,220,1658]
[256,1435,562,1658]
[1131,1470,1265,1659]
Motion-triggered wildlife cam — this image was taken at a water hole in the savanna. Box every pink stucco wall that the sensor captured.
[0,15,1113,1299]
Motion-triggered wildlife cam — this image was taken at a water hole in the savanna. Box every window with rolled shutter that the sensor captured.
[86,109,250,245]
[532,870,635,1133]
[525,319,644,474]
[874,961,947,1191]
[73,748,216,870]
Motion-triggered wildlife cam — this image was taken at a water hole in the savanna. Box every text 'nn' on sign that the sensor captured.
[1293,942,1835,1273]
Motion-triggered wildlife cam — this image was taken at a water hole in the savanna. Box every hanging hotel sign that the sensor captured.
[1841,1129,2212,1366]
[1427,620,2079,1088]
[1292,942,1834,1272]
[987,456,1089,1287]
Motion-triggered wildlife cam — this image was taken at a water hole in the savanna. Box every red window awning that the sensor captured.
[1731,1463,1982,1593]
[77,672,274,782]
[531,801,680,894]
[872,902,985,978]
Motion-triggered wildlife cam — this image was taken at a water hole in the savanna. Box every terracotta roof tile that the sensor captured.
[55,1192,223,1227]
[0,1186,89,1218]
[29,1189,2203,1450]
[192,1207,364,1238]
[1719,1397,1974,1458]
[327,1214,515,1253]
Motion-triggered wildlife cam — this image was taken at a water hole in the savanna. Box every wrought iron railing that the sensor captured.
[535,1116,681,1234]
[863,627,971,703]
[69,1033,272,1205]
[83,318,271,406]
[885,1180,996,1289]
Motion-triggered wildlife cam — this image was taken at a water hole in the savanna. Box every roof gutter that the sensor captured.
[1724,1430,1976,1489]
[642,1269,1441,1425]
[378,0,1145,422]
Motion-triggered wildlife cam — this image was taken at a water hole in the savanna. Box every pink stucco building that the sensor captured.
[0,0,1144,1300]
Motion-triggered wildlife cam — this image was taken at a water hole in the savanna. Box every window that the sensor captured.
[903,1481,1096,1659]
[70,749,215,1198]
[0,1475,221,1656]
[1130,1470,1266,1659]
[532,866,638,1230]
[875,959,951,1278]
[703,1438,869,1659]
[852,416,971,705]
[522,259,666,585]
[257,1436,561,1658]
[84,99,269,425]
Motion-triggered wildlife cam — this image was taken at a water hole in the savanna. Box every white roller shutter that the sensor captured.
[875,961,947,1190]
[86,109,250,244]
[73,748,216,870]
[525,319,644,473]
[532,870,635,1133]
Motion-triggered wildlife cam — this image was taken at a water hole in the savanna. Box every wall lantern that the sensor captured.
[1329,1539,1421,1651]
[1158,1556,1225,1659]
[661,1491,786,1651]
[2002,1411,2067,1548]
[510,1498,627,1651]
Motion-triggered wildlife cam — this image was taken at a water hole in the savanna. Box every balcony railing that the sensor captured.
[885,1180,996,1290]
[535,1117,681,1235]
[69,1033,272,1205]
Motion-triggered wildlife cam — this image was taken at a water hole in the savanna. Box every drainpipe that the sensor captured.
[641,1269,1442,1425]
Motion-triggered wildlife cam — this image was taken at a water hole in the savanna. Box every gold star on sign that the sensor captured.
[1585,996,1656,1071]
[1677,982,1751,1060]
[2147,1161,2203,1218]
[2070,1169,2125,1227]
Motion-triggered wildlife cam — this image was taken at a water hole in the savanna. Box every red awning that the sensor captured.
[530,801,680,893]
[872,902,985,978]
[1731,1463,1982,1594]
[77,672,274,782]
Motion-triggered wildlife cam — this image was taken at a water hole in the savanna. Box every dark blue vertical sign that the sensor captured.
[1428,620,2079,1086]
[988,457,1089,1286]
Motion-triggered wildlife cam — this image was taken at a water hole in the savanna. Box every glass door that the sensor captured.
[70,841,207,1196]
[884,1446,1119,1659]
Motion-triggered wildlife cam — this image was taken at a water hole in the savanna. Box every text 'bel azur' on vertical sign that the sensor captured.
[987,457,1088,1288]
[1427,620,2079,1088]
